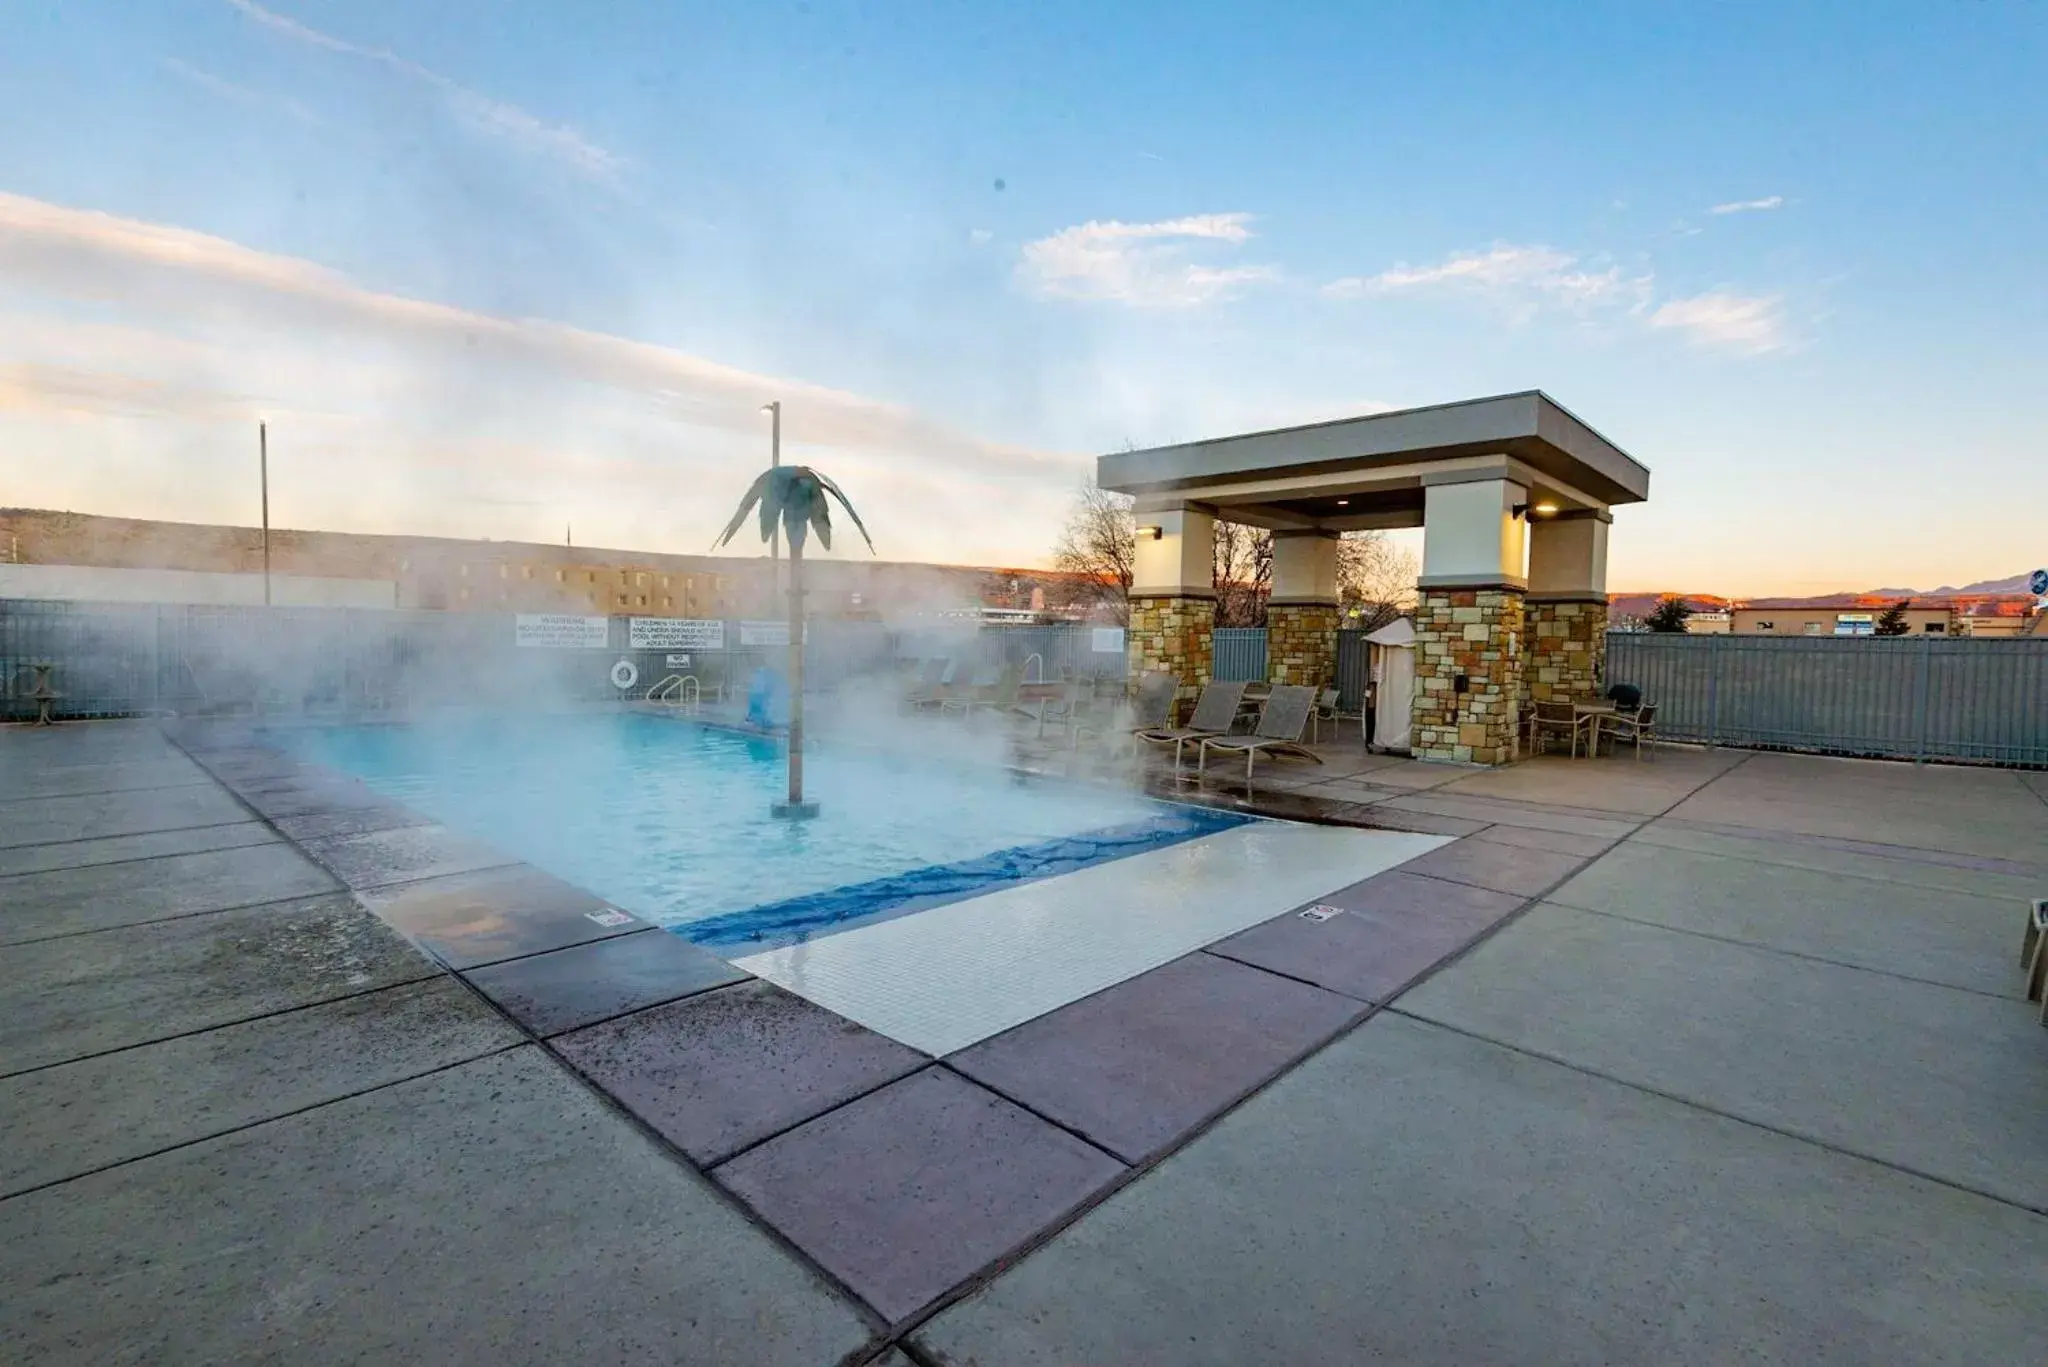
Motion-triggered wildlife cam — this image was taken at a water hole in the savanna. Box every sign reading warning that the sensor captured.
[514,614,609,649]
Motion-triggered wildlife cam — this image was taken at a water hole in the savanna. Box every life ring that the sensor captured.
[609,659,639,691]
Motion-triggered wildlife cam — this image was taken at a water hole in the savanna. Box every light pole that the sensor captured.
[759,402,781,612]
[259,421,272,606]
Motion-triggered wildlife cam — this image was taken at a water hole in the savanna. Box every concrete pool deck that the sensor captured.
[2,718,2045,1363]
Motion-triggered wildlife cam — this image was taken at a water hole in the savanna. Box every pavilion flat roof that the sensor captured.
[1097,391,1650,509]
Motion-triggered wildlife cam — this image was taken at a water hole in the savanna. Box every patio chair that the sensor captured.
[1309,687,1341,744]
[1529,699,1595,758]
[1603,701,1658,760]
[1135,679,1248,771]
[1196,684,1325,790]
[908,659,963,711]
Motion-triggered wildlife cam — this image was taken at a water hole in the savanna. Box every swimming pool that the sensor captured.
[277,712,1241,950]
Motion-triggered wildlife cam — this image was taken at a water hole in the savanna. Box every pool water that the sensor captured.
[278,713,1240,949]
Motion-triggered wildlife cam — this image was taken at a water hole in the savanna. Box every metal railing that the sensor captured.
[1605,631,2048,766]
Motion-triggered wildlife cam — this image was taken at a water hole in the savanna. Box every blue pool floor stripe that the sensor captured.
[681,806,1250,954]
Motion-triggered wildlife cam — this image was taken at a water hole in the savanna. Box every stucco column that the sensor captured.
[1266,529,1341,686]
[1127,504,1216,708]
[1524,511,1611,707]
[1412,475,1528,765]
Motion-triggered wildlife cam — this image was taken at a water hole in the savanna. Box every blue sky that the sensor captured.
[2,0,2043,593]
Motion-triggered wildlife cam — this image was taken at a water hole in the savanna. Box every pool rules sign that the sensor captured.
[513,614,609,649]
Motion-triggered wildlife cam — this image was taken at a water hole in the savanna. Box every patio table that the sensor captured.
[1573,700,1619,758]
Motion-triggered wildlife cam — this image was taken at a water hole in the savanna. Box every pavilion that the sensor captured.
[1095,391,1652,765]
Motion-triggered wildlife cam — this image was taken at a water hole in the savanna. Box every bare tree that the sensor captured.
[1213,520,1272,627]
[1051,479,1134,624]
[1049,485,1412,635]
[1338,531,1417,633]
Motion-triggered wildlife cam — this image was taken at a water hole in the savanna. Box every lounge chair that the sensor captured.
[1034,676,1088,740]
[1198,684,1324,790]
[944,662,1023,718]
[903,658,951,708]
[1069,670,1177,751]
[1127,670,1178,731]
[930,663,997,714]
[907,659,959,710]
[1136,679,1249,771]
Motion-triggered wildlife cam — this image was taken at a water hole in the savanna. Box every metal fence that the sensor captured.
[1335,629,1370,712]
[973,624,1129,681]
[1605,631,2048,766]
[1212,628,1268,683]
[0,599,894,720]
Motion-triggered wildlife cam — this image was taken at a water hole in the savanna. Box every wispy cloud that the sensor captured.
[1708,195,1784,215]
[1648,291,1790,354]
[223,0,621,182]
[0,191,1079,558]
[1325,242,1646,318]
[1018,213,1278,307]
[161,55,322,125]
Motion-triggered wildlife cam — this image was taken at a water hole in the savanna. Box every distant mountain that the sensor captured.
[1872,572,2034,596]
[1609,573,2035,614]
[1606,592,1729,619]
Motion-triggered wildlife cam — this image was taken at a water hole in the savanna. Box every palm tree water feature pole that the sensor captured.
[716,463,873,819]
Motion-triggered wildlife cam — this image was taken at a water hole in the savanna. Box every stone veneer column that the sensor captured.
[1524,597,1608,705]
[1266,603,1341,686]
[1267,528,1342,687]
[1411,587,1525,765]
[1522,510,1612,711]
[1127,594,1214,701]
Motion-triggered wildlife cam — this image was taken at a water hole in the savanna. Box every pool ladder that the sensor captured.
[646,674,702,714]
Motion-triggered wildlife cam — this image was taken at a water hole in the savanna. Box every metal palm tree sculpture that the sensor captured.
[715,465,874,817]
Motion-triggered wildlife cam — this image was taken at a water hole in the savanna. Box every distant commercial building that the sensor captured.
[1730,604,1954,637]
[0,508,1084,621]
[0,563,396,608]
[1684,610,1732,634]
[1953,601,2039,637]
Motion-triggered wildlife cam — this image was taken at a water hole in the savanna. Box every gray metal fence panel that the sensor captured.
[1212,628,1267,682]
[1335,630,1370,712]
[0,601,901,720]
[973,624,1128,681]
[1604,632,2048,766]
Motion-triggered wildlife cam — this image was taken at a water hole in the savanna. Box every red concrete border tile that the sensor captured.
[1393,837,1589,897]
[555,980,925,1165]
[713,1068,1125,1322]
[950,953,1361,1162]
[1207,869,1524,1001]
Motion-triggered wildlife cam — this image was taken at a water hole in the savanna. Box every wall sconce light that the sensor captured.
[1512,501,1562,520]
[1136,524,1164,540]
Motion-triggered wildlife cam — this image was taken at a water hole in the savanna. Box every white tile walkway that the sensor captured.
[734,822,1448,1055]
